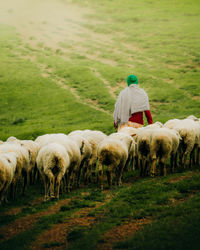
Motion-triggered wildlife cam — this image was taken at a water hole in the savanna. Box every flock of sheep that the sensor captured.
[0,115,200,204]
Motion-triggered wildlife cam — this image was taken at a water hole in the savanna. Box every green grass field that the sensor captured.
[0,0,199,140]
[0,0,200,249]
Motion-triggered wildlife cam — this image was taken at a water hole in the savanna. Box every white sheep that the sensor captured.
[164,119,181,129]
[144,121,164,129]
[6,137,39,193]
[194,120,200,166]
[149,128,180,176]
[68,130,107,184]
[136,128,154,176]
[186,115,199,121]
[68,134,92,187]
[0,153,17,205]
[97,132,134,190]
[0,142,29,199]
[35,133,82,192]
[36,142,70,200]
[173,119,198,169]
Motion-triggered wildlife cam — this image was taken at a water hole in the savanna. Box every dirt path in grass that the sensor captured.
[0,0,91,49]
[31,192,112,250]
[96,218,151,250]
[1,196,44,217]
[168,171,199,183]
[0,196,73,242]
[0,0,114,59]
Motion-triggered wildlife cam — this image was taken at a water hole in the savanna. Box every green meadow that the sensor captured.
[0,0,199,140]
[0,0,200,249]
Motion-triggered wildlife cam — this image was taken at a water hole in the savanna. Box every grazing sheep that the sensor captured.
[184,119,200,166]
[136,128,154,176]
[36,143,70,200]
[173,119,197,169]
[0,153,17,205]
[68,134,92,187]
[0,142,29,199]
[186,115,199,121]
[35,133,82,192]
[118,126,138,137]
[68,130,107,184]
[194,121,200,166]
[117,121,143,131]
[97,132,134,190]
[144,121,164,129]
[6,137,39,193]
[150,128,180,176]
[164,119,181,129]
[118,126,144,170]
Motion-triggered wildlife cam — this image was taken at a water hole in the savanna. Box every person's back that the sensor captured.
[113,74,153,128]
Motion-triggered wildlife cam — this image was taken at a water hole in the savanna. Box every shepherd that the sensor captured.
[113,74,153,129]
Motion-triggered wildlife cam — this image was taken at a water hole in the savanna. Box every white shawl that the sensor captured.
[113,84,150,126]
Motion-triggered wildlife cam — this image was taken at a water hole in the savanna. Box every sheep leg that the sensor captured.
[106,170,112,188]
[44,175,50,201]
[0,188,4,205]
[22,171,27,196]
[183,153,188,169]
[116,162,124,186]
[197,147,200,166]
[170,153,177,173]
[40,174,47,201]
[82,165,88,185]
[2,186,10,204]
[66,166,74,192]
[150,158,157,177]
[98,162,104,190]
[0,181,8,204]
[32,165,38,184]
[178,148,183,167]
[160,162,167,176]
[139,158,144,177]
[10,177,18,200]
[170,154,174,173]
[55,173,64,199]
[129,155,134,171]
[135,155,139,170]
[174,152,178,170]
[84,164,92,185]
[27,170,31,187]
[91,162,97,183]
[143,159,149,176]
[124,156,130,172]
[64,173,70,193]
[189,146,195,168]
[160,158,167,176]
[46,171,55,199]
[76,160,85,188]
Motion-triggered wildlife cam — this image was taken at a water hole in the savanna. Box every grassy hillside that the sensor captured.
[0,0,199,140]
[0,0,200,249]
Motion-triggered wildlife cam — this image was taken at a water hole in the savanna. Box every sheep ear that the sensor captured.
[130,133,137,137]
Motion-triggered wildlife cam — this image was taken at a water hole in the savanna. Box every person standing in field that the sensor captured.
[113,74,153,128]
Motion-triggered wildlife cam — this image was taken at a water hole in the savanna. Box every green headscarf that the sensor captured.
[127,75,139,86]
